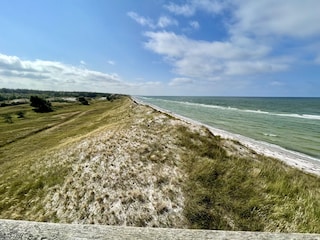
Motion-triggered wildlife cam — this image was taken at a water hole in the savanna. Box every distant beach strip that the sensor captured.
[132,96,320,177]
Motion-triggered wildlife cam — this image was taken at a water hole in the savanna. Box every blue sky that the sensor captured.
[0,0,319,96]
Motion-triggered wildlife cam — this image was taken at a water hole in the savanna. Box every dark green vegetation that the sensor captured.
[78,96,89,105]
[30,96,53,113]
[177,126,320,232]
[0,88,121,107]
[0,88,118,100]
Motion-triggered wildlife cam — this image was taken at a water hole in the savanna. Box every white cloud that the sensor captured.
[144,31,270,60]
[128,12,178,29]
[0,53,122,89]
[140,1,320,84]
[127,11,155,28]
[169,77,193,86]
[144,31,191,57]
[0,53,164,95]
[189,21,200,30]
[164,0,225,16]
[231,0,320,38]
[157,16,178,28]
[80,60,86,65]
[144,31,285,79]
[164,0,320,39]
[164,2,195,16]
[164,0,320,38]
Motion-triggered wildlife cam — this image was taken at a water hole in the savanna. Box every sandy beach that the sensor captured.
[132,97,320,177]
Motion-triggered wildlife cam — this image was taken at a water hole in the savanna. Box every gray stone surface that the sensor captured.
[1,219,320,240]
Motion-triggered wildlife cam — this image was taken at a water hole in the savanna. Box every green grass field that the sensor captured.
[0,97,133,219]
[1,96,320,232]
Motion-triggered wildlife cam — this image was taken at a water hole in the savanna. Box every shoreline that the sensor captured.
[131,96,320,177]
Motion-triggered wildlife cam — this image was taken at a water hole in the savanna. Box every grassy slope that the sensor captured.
[0,98,133,219]
[0,97,320,232]
[178,126,320,232]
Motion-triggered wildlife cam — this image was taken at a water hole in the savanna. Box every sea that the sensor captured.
[136,96,320,161]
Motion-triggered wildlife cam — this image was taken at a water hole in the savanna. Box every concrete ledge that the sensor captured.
[1,220,320,240]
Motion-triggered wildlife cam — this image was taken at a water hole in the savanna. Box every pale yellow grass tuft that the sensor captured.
[39,104,190,228]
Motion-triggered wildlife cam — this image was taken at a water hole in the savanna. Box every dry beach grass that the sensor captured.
[0,96,320,232]
[40,105,189,227]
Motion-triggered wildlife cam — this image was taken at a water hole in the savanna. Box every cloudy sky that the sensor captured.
[0,0,319,96]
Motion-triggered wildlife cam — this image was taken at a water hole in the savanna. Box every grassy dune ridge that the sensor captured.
[0,96,320,232]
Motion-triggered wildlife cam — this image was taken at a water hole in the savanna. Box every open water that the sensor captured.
[137,96,320,160]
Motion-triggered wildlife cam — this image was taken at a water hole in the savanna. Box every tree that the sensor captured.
[0,95,6,101]
[30,96,53,112]
[78,96,89,105]
[17,111,25,118]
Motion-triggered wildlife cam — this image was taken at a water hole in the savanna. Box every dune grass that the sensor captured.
[176,125,320,233]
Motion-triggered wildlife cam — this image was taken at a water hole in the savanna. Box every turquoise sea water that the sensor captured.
[137,96,320,160]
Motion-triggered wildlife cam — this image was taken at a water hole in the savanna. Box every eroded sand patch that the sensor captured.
[40,104,202,227]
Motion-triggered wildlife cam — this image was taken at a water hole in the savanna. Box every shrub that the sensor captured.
[17,111,25,118]
[30,96,53,113]
[78,96,89,105]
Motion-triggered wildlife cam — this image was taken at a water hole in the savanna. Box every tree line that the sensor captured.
[0,88,125,101]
